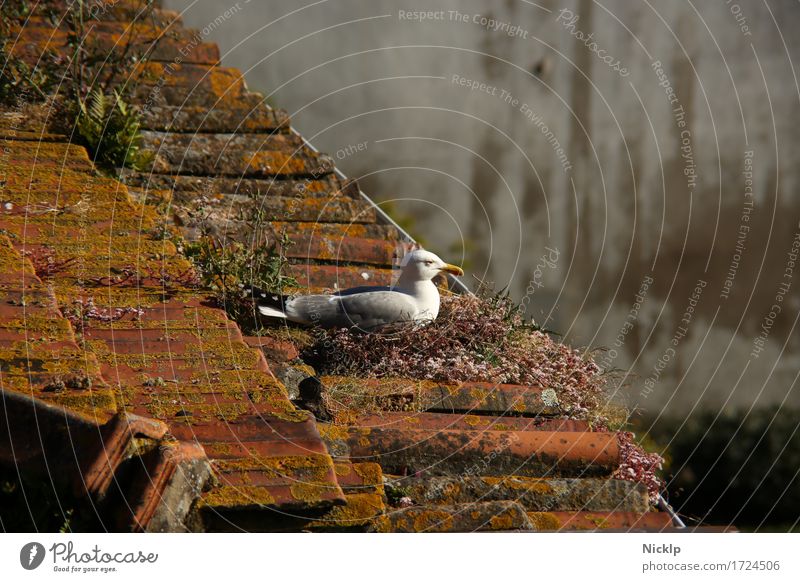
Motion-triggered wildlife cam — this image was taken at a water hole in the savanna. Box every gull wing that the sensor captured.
[334,285,393,296]
[286,290,418,329]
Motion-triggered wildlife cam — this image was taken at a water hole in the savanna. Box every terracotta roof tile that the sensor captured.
[333,461,385,495]
[140,103,290,134]
[308,492,386,531]
[326,426,620,478]
[320,376,559,417]
[371,501,534,532]
[8,22,220,66]
[351,411,590,432]
[389,475,649,513]
[527,510,674,531]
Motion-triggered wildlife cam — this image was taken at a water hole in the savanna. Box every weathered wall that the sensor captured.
[165,0,800,414]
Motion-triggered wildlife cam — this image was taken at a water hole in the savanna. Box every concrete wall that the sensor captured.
[165,0,800,414]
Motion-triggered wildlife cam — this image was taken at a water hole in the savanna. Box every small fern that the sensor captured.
[74,89,153,172]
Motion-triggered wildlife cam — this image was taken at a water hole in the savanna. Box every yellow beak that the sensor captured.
[440,263,464,277]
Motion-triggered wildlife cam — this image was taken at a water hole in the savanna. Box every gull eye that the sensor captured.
[424,260,433,265]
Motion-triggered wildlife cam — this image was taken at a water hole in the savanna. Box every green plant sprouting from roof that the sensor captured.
[185,231,298,335]
[73,88,153,171]
[0,42,54,105]
[2,0,161,173]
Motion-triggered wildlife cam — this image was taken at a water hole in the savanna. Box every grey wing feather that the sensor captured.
[334,286,392,296]
[286,291,417,329]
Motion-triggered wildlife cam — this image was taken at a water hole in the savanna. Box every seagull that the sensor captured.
[256,249,464,330]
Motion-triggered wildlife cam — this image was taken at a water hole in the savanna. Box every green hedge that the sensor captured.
[647,405,800,531]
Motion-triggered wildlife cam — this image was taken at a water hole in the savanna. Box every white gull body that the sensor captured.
[257,249,464,330]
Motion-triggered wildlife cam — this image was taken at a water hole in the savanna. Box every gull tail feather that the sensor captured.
[245,285,290,320]
[257,305,288,319]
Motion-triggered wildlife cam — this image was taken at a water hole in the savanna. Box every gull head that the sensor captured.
[400,249,464,282]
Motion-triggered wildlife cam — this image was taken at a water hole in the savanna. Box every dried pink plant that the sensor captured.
[63,297,144,328]
[308,291,663,501]
[309,292,605,419]
[612,431,665,503]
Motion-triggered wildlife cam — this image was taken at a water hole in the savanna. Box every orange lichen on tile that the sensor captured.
[481,476,554,495]
[527,512,563,531]
[308,493,385,529]
[199,485,277,509]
